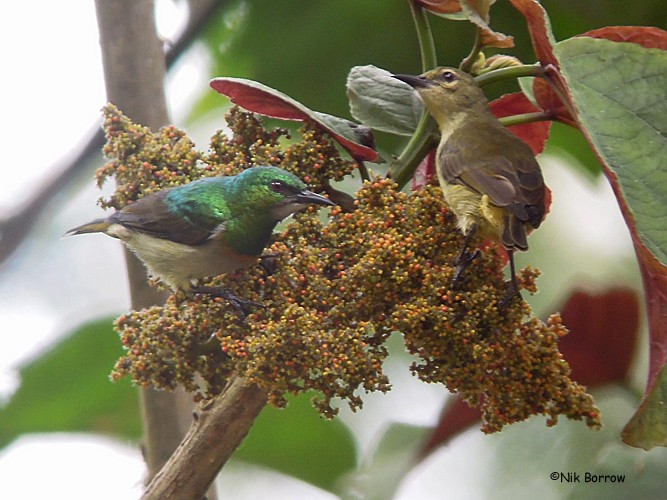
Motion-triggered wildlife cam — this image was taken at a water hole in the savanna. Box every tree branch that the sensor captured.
[143,377,269,499]
[0,0,227,267]
[93,0,185,484]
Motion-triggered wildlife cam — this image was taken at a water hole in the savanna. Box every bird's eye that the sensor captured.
[270,180,286,193]
[440,71,457,83]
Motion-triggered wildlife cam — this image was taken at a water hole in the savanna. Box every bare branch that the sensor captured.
[143,377,269,499]
[0,0,227,266]
[93,0,183,483]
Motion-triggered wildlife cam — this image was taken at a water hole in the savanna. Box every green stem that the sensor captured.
[389,1,439,190]
[460,27,483,73]
[475,64,545,87]
[407,0,437,71]
[499,111,552,128]
[389,113,439,190]
[357,161,371,182]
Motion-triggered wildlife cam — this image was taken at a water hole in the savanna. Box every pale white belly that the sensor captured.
[108,224,257,291]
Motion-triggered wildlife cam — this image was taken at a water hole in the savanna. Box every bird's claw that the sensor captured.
[191,285,265,317]
[452,249,481,288]
[498,280,522,310]
[226,294,265,317]
[258,252,282,275]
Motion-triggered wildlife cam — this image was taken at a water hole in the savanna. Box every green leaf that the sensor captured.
[622,364,667,449]
[346,65,424,136]
[233,393,357,492]
[555,37,667,264]
[0,318,140,449]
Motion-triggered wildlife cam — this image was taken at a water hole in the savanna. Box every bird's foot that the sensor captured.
[191,285,265,316]
[191,334,223,357]
[452,249,481,288]
[258,252,282,275]
[498,280,522,311]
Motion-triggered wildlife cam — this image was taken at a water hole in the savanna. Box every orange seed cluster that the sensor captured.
[104,105,600,430]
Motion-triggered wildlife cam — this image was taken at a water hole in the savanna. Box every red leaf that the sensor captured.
[210,78,378,162]
[581,26,667,50]
[479,27,515,49]
[509,0,558,67]
[418,1,514,48]
[489,92,552,155]
[509,1,576,126]
[412,150,437,190]
[532,78,575,126]
[419,396,482,458]
[559,289,640,387]
[637,250,667,396]
[415,0,463,14]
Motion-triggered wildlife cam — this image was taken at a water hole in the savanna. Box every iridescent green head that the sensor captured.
[228,166,333,221]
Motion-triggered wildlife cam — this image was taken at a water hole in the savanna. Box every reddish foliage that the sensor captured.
[418,0,514,48]
[209,78,378,162]
[509,0,558,66]
[415,0,463,14]
[581,26,667,50]
[634,247,667,396]
[479,28,515,49]
[489,92,552,155]
[559,289,640,387]
[420,396,482,457]
[532,78,576,127]
[508,1,576,127]
[412,150,437,190]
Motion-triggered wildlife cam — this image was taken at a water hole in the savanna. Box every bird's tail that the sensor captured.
[502,215,528,251]
[63,218,110,237]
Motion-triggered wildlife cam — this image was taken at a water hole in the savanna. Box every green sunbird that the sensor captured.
[66,166,334,303]
[393,67,546,300]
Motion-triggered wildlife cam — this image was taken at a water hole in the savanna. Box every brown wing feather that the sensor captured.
[108,190,216,246]
[440,124,545,229]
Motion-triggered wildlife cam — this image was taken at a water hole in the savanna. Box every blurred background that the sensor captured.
[1,1,667,498]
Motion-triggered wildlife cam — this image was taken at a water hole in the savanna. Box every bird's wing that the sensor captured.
[109,188,228,246]
[440,136,544,227]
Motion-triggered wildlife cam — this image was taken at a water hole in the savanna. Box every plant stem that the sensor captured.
[389,1,439,190]
[460,27,483,73]
[390,115,438,190]
[499,111,552,128]
[475,64,545,87]
[407,0,438,71]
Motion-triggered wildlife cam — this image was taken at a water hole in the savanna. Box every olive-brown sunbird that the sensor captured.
[393,67,546,300]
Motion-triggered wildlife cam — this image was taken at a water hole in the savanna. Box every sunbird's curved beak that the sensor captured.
[290,189,335,207]
[392,73,434,89]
